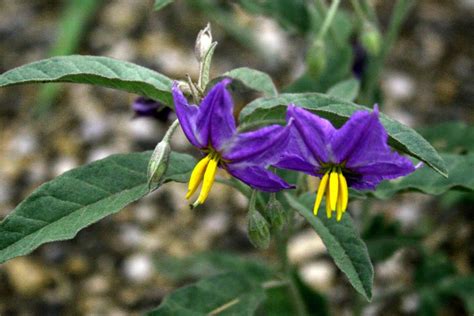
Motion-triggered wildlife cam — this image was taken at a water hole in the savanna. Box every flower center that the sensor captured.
[313,166,349,221]
[186,150,221,208]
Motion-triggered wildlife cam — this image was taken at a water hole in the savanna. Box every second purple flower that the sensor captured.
[275,105,416,221]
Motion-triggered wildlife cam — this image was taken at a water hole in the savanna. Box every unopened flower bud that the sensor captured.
[306,39,327,78]
[360,22,381,56]
[147,140,171,190]
[247,209,271,249]
[263,194,287,231]
[195,23,213,62]
[177,80,192,95]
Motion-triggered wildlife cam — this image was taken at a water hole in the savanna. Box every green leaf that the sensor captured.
[284,192,373,300]
[439,276,474,313]
[154,0,174,11]
[418,121,474,154]
[370,153,474,199]
[155,251,272,283]
[0,151,195,264]
[148,272,266,316]
[238,94,447,177]
[362,214,420,262]
[0,55,173,106]
[327,78,360,101]
[216,67,278,97]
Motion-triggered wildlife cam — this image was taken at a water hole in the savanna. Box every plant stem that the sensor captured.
[312,0,342,47]
[360,0,379,26]
[275,213,308,316]
[350,0,367,25]
[361,0,415,104]
[316,0,341,42]
[163,119,180,142]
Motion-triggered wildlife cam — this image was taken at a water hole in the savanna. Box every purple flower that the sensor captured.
[132,97,171,122]
[173,79,293,207]
[275,105,415,221]
[351,40,368,80]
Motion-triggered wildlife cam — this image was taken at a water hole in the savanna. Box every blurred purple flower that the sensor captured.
[352,40,368,80]
[132,97,171,122]
[173,79,293,207]
[275,105,415,221]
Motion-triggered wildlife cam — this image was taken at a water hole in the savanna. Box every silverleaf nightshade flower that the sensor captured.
[132,97,171,122]
[275,105,416,221]
[173,79,293,207]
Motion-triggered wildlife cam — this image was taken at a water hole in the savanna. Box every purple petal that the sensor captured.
[132,97,161,115]
[286,105,335,163]
[331,106,393,167]
[273,126,319,176]
[132,97,171,122]
[196,79,236,150]
[330,105,415,188]
[226,165,294,192]
[172,83,203,148]
[330,106,381,165]
[347,155,415,189]
[221,124,290,165]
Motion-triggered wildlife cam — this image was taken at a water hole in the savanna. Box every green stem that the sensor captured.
[275,213,308,316]
[361,0,415,104]
[316,0,341,42]
[350,0,367,25]
[163,119,180,142]
[360,0,379,26]
[312,0,342,47]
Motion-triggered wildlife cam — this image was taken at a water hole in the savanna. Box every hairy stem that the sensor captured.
[316,0,341,42]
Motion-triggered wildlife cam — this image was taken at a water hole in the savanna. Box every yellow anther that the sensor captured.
[326,187,332,218]
[328,168,339,211]
[195,154,219,205]
[313,171,330,215]
[336,195,343,221]
[338,170,349,213]
[186,154,211,199]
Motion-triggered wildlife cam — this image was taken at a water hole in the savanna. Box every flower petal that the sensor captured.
[226,165,294,192]
[196,79,236,150]
[347,156,416,190]
[286,105,335,163]
[330,105,384,165]
[331,105,415,189]
[172,82,202,148]
[221,124,290,165]
[273,126,320,176]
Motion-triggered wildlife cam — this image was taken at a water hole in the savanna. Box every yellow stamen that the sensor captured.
[338,170,349,213]
[186,154,211,199]
[336,170,348,221]
[328,168,339,211]
[313,171,330,215]
[326,187,332,218]
[195,154,219,206]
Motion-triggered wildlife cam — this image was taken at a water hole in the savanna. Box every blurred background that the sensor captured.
[0,0,473,315]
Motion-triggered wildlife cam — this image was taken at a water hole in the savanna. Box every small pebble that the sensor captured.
[122,253,154,283]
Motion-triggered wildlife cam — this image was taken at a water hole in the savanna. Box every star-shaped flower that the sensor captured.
[173,79,293,207]
[275,104,416,220]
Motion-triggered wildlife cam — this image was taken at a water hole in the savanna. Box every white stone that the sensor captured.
[52,156,78,177]
[122,253,154,283]
[288,229,326,264]
[299,261,335,291]
[382,72,416,101]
